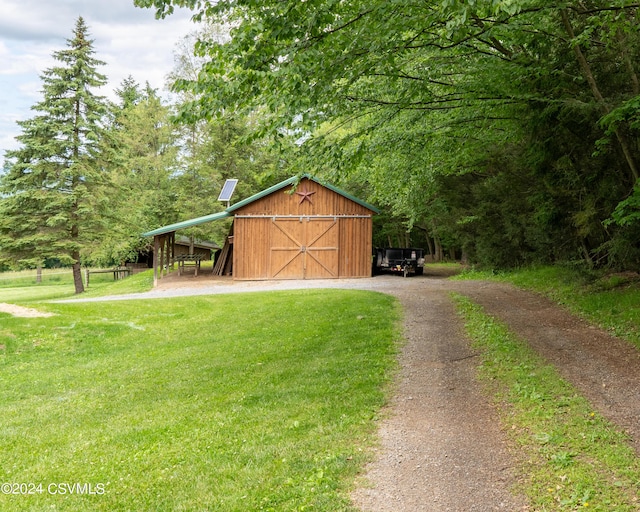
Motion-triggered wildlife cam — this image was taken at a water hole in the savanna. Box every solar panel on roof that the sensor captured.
[217,179,238,202]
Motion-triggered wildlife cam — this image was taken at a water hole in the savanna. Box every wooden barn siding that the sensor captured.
[339,216,372,278]
[234,179,373,217]
[233,217,271,279]
[233,216,372,280]
[232,179,374,280]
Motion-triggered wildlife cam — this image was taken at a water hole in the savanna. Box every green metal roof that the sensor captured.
[227,174,380,214]
[142,174,378,237]
[142,211,230,237]
[175,235,221,250]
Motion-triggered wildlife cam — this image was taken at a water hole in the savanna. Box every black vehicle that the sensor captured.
[373,247,425,277]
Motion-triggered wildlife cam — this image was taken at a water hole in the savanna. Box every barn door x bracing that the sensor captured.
[270,217,339,279]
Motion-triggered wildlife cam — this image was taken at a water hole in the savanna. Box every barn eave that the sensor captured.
[142,175,377,239]
[142,211,230,237]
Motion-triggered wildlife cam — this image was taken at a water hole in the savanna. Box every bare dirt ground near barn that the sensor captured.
[59,268,640,510]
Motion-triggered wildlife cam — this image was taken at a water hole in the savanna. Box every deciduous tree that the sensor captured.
[135,0,640,269]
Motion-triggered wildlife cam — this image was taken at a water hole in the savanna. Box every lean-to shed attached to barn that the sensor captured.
[143,175,379,283]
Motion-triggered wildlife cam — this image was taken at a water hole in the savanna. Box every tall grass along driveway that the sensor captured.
[0,289,399,511]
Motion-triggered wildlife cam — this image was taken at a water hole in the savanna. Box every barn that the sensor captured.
[143,175,379,283]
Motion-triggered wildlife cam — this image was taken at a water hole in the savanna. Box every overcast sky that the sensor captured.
[0,0,198,160]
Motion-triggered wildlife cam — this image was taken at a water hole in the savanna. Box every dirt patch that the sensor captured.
[0,302,55,318]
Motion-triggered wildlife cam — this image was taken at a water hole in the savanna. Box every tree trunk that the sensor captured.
[434,238,443,262]
[580,240,594,269]
[425,235,434,257]
[72,253,84,294]
[618,29,640,95]
[36,265,42,284]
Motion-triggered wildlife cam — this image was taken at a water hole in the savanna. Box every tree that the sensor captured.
[93,79,180,266]
[135,0,640,269]
[0,17,110,293]
[167,26,291,247]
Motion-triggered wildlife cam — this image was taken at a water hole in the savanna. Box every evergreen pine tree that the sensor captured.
[91,78,180,266]
[0,17,110,293]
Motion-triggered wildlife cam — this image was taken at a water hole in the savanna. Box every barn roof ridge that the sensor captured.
[142,174,378,237]
[226,174,380,214]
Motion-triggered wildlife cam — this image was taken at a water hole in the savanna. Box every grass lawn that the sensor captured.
[0,289,399,511]
[454,294,640,510]
[457,265,640,349]
[0,269,154,303]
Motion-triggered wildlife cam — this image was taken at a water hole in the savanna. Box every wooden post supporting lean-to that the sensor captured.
[169,232,175,271]
[154,235,160,287]
[153,232,177,287]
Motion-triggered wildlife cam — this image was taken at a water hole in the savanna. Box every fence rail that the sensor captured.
[0,270,72,281]
[0,268,136,285]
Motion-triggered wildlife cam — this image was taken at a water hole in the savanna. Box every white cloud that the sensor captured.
[0,0,197,158]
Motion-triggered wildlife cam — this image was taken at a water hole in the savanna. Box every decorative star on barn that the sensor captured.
[295,185,316,204]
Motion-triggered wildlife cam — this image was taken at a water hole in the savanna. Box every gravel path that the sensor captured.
[53,270,640,510]
[351,278,527,511]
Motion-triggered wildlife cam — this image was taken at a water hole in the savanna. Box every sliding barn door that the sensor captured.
[269,217,339,279]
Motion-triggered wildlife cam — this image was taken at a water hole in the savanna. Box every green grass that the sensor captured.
[80,269,154,299]
[7,261,638,510]
[0,285,78,302]
[453,294,640,510]
[457,265,640,349]
[0,289,399,511]
[0,268,76,288]
[0,269,154,303]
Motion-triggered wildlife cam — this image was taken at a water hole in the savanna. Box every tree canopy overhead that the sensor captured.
[133,1,640,152]
[134,0,640,269]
